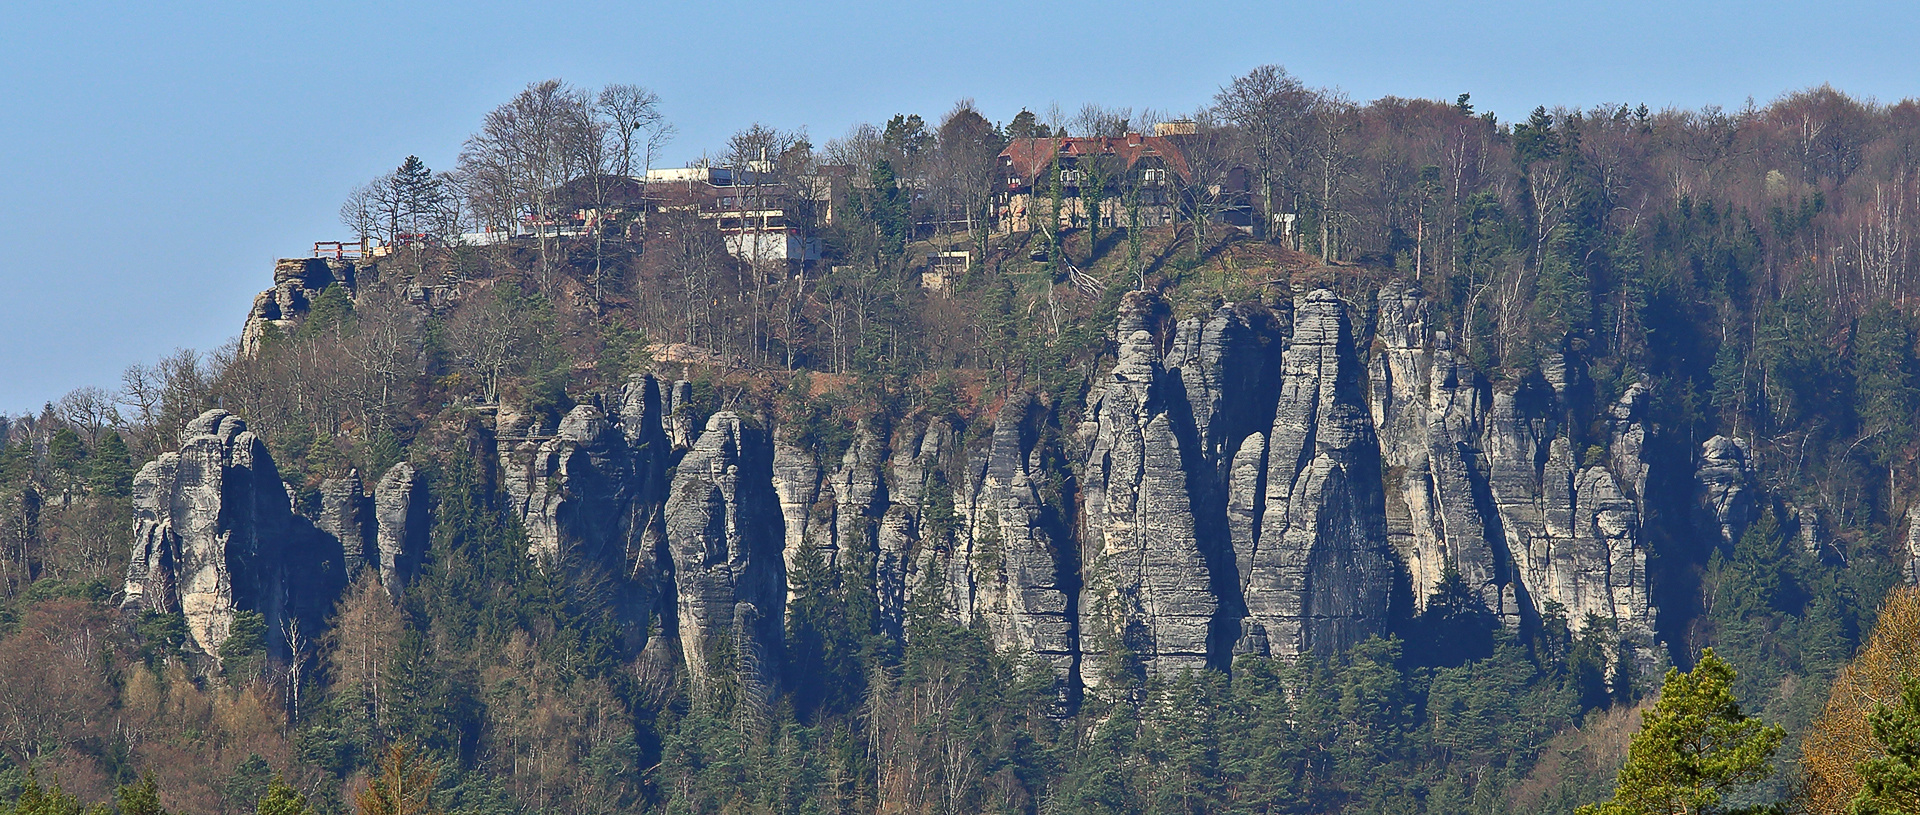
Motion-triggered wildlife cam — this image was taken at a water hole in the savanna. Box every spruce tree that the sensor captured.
[115,773,165,815]
[88,431,132,497]
[46,428,84,474]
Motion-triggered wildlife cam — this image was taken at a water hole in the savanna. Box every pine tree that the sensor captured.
[1849,674,1920,815]
[1580,649,1783,815]
[46,428,84,475]
[388,156,445,238]
[9,772,87,815]
[256,776,315,815]
[1852,301,1919,470]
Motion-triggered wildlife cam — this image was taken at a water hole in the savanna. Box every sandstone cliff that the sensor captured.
[143,275,1711,695]
[241,258,358,355]
[122,410,344,661]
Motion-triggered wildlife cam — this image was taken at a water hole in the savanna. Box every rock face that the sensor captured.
[241,258,357,355]
[1249,291,1400,657]
[1079,322,1215,679]
[1697,435,1757,547]
[1902,505,1920,586]
[122,410,344,661]
[373,462,427,597]
[1370,286,1500,615]
[663,412,786,699]
[962,395,1077,678]
[509,405,638,569]
[317,470,372,576]
[1367,285,1657,647]
[1061,286,1659,682]
[172,259,1701,697]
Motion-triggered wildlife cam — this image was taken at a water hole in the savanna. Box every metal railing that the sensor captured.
[313,240,369,259]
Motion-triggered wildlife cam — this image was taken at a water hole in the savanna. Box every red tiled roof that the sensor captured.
[997,135,1194,187]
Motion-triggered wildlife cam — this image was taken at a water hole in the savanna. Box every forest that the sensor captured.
[6,67,1920,814]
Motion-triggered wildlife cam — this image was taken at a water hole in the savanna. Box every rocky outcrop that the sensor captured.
[1058,284,1661,680]
[241,258,357,355]
[1248,290,1397,657]
[317,470,372,576]
[1079,320,1215,679]
[373,462,427,597]
[185,256,1708,696]
[663,412,786,698]
[961,395,1078,677]
[511,405,638,569]
[1697,435,1757,547]
[122,410,343,661]
[664,380,699,451]
[888,420,957,634]
[1902,505,1920,586]
[1369,285,1502,616]
[1361,286,1656,646]
[771,429,823,590]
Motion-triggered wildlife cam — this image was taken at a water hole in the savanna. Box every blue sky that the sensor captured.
[2,0,1916,413]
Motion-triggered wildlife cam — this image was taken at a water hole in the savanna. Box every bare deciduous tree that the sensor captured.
[1215,65,1313,241]
[340,180,382,244]
[458,79,597,286]
[596,84,673,178]
[932,100,1004,239]
[1302,89,1359,260]
[325,571,403,736]
[1071,103,1134,138]
[54,387,121,446]
[444,284,547,403]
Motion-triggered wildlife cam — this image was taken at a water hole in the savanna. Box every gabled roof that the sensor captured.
[998,135,1194,187]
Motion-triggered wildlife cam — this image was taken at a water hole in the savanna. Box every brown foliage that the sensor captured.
[1507,698,1653,813]
[0,599,117,767]
[117,659,305,815]
[1800,586,1920,815]
[356,742,439,815]
[477,632,637,811]
[38,496,131,584]
[327,571,405,735]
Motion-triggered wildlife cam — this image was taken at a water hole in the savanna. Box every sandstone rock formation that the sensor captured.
[1370,285,1499,615]
[664,412,787,698]
[960,394,1078,678]
[241,258,357,355]
[1248,290,1397,657]
[316,470,372,575]
[373,462,427,597]
[1697,435,1757,547]
[1903,505,1920,586]
[1078,322,1215,678]
[122,410,343,661]
[171,263,1700,695]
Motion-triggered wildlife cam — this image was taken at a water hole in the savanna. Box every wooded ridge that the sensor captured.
[4,70,1920,814]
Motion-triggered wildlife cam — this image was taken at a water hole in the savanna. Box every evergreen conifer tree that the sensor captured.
[256,776,315,815]
[1849,675,1920,815]
[87,431,133,497]
[1580,649,1783,815]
